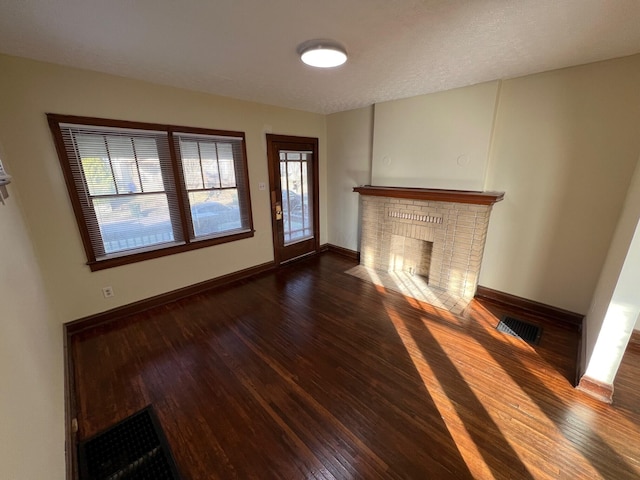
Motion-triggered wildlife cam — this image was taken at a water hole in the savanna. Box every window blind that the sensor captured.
[59,123,184,259]
[173,132,252,239]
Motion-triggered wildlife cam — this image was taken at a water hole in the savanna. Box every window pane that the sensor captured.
[280,151,312,245]
[217,143,236,188]
[200,142,221,189]
[180,140,203,189]
[138,158,164,192]
[134,138,164,192]
[189,189,241,237]
[107,136,141,194]
[94,193,174,254]
[77,135,116,195]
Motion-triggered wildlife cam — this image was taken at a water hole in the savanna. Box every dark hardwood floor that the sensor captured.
[71,252,640,479]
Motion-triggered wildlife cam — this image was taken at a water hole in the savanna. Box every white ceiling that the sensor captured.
[1,0,639,114]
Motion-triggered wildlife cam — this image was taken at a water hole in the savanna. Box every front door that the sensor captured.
[266,134,319,265]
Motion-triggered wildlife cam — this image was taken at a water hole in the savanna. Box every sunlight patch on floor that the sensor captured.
[347,265,469,315]
[384,304,495,479]
[467,304,640,476]
[421,319,603,479]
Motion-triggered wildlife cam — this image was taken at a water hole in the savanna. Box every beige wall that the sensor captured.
[327,106,373,251]
[0,54,327,323]
[327,54,640,314]
[482,55,640,313]
[372,81,499,191]
[0,181,65,479]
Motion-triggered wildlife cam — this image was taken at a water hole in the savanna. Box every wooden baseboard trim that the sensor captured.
[576,375,614,404]
[65,261,276,336]
[474,286,584,331]
[324,243,360,262]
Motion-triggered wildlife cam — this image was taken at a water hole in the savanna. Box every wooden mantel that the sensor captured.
[353,185,505,206]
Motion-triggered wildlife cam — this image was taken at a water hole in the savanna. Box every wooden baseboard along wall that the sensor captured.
[65,261,277,336]
[474,285,585,330]
[576,375,614,404]
[324,243,360,261]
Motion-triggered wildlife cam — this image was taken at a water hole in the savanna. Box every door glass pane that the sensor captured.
[280,150,313,245]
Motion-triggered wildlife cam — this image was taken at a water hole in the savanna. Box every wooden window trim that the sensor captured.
[47,113,255,272]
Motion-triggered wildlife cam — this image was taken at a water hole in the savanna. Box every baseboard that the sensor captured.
[474,286,584,331]
[324,243,360,261]
[65,260,276,336]
[576,375,614,404]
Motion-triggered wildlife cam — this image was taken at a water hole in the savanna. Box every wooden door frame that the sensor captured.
[266,134,320,266]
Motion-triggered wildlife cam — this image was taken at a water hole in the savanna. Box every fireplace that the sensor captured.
[353,186,504,314]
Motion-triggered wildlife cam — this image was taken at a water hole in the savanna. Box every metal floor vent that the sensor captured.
[496,316,542,345]
[78,406,180,480]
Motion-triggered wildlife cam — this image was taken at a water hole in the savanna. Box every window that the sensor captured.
[48,114,254,271]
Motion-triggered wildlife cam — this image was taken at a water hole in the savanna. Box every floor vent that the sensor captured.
[496,316,542,345]
[78,406,180,480]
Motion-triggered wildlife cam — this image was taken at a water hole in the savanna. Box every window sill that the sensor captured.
[87,229,255,271]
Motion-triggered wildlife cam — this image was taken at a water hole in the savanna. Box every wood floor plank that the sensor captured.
[71,253,640,479]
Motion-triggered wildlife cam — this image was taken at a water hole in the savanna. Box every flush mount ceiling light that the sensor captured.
[298,39,347,68]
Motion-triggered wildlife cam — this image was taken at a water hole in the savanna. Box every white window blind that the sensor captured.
[174,132,251,239]
[59,124,183,259]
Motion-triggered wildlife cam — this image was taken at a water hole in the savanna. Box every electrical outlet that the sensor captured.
[258,182,266,191]
[102,286,114,298]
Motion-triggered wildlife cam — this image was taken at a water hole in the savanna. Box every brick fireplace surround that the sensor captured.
[353,186,504,315]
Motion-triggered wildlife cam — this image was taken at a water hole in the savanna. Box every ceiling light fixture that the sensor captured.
[298,40,347,68]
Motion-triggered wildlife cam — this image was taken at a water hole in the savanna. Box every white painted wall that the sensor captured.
[327,106,373,251]
[582,156,640,381]
[0,180,65,479]
[371,81,499,191]
[584,216,640,384]
[0,54,327,323]
[482,55,640,313]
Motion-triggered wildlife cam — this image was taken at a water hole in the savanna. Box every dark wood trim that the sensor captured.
[87,230,255,271]
[474,286,584,330]
[63,326,78,480]
[576,375,614,404]
[47,113,248,139]
[353,185,505,205]
[66,260,276,335]
[47,114,97,265]
[325,243,360,262]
